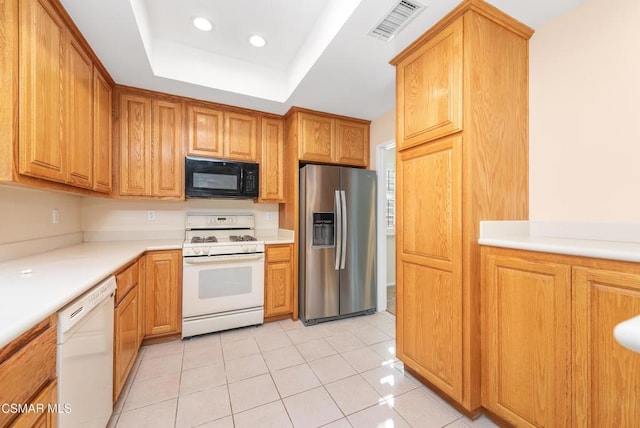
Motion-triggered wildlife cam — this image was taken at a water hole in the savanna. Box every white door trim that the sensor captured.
[376,140,395,313]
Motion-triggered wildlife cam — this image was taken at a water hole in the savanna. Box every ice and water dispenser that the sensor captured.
[312,212,335,247]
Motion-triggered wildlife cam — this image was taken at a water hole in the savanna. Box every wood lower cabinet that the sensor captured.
[113,283,139,402]
[259,118,285,202]
[481,246,640,426]
[264,244,294,320]
[137,255,146,347]
[482,248,572,427]
[114,260,140,401]
[573,266,640,426]
[391,0,532,412]
[116,89,183,199]
[0,315,57,427]
[144,250,182,338]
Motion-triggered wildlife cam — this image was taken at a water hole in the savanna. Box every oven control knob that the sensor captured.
[193,247,201,255]
[203,247,210,255]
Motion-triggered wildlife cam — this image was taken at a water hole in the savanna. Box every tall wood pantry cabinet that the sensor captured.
[390,0,533,413]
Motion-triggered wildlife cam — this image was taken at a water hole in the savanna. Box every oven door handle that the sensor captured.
[184,254,265,264]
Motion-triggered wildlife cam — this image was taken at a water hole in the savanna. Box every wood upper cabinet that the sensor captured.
[186,105,224,158]
[144,250,182,338]
[224,111,258,161]
[117,90,183,199]
[152,100,183,197]
[93,68,112,193]
[0,315,57,427]
[391,0,532,413]
[335,119,369,167]
[118,92,152,196]
[298,112,335,163]
[395,17,462,149]
[482,248,572,427]
[19,0,67,183]
[259,118,285,202]
[66,35,94,189]
[289,109,370,167]
[16,0,112,195]
[186,105,258,162]
[397,134,463,400]
[264,244,294,319]
[573,266,640,426]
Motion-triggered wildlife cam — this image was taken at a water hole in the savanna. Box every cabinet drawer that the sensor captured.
[116,261,139,304]
[266,245,292,263]
[0,315,57,427]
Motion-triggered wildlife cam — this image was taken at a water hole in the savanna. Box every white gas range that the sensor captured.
[182,213,265,338]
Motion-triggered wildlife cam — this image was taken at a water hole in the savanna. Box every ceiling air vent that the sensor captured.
[369,0,425,42]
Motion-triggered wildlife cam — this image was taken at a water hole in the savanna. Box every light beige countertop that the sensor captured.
[256,229,295,245]
[479,221,640,262]
[0,240,182,348]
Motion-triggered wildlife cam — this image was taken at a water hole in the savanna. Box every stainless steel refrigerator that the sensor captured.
[299,164,377,325]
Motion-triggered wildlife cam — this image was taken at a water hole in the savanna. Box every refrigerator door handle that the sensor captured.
[340,190,347,270]
[335,190,342,270]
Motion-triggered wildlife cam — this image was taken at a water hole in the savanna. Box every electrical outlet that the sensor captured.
[266,212,274,222]
[147,210,156,221]
[52,209,59,224]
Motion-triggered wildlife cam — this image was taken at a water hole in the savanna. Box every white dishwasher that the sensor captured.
[57,275,116,428]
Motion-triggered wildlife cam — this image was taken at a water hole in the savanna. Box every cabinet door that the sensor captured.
[482,249,572,427]
[93,68,112,193]
[335,120,369,167]
[11,380,57,428]
[259,118,285,202]
[19,0,66,182]
[137,255,146,347]
[186,105,224,158]
[265,245,293,317]
[152,100,183,198]
[65,35,93,189]
[119,93,151,195]
[114,286,138,402]
[145,250,181,338]
[298,112,334,163]
[396,17,462,149]
[224,111,258,161]
[574,267,640,426]
[396,135,462,400]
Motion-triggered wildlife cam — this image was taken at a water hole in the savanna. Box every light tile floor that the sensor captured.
[108,312,497,428]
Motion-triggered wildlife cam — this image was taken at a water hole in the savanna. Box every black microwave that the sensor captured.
[185,157,259,199]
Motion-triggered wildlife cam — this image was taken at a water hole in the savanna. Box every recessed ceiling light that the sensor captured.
[193,17,212,32]
[249,35,266,48]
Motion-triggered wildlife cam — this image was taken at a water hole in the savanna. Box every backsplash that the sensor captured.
[0,185,83,261]
[81,197,280,241]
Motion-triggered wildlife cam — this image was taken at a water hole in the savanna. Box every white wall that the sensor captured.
[530,0,640,221]
[369,109,395,168]
[0,185,82,260]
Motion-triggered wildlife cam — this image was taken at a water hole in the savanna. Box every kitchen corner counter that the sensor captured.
[257,229,295,245]
[0,240,182,348]
[479,221,640,263]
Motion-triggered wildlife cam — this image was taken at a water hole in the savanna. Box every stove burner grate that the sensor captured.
[190,236,218,244]
[229,235,257,242]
